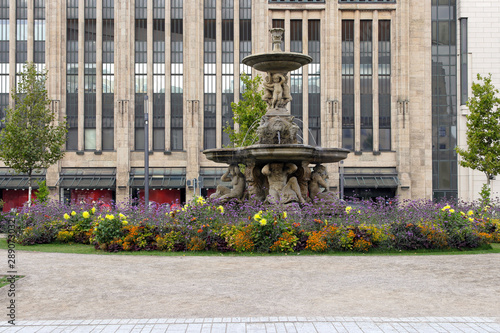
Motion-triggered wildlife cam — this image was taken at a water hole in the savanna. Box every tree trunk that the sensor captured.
[28,170,32,208]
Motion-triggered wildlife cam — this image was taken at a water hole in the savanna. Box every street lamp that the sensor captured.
[144,95,149,209]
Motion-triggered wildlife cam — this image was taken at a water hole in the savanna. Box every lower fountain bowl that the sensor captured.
[203,144,350,166]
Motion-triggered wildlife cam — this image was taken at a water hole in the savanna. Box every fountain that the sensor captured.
[204,28,349,205]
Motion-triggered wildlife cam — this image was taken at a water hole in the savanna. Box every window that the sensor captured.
[290,20,303,141]
[135,18,147,150]
[342,20,354,150]
[66,18,78,150]
[203,0,216,149]
[171,0,183,151]
[153,18,165,151]
[379,20,391,151]
[102,19,114,151]
[221,0,234,147]
[308,20,321,146]
[84,16,96,150]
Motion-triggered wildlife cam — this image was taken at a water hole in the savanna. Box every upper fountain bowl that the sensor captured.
[242,52,312,73]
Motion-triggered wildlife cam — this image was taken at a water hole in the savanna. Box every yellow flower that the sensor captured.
[217,206,224,214]
[82,211,90,219]
[119,213,126,220]
[71,211,77,216]
[345,206,352,213]
[91,207,96,214]
[460,211,466,216]
[106,214,114,220]
[467,210,474,216]
[253,210,263,221]
[468,217,474,222]
[449,209,455,213]
[259,218,267,226]
[122,220,128,225]
[196,196,206,205]
[63,213,70,220]
[282,211,287,219]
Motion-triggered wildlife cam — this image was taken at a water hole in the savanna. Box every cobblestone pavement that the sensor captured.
[2,317,500,332]
[1,251,500,332]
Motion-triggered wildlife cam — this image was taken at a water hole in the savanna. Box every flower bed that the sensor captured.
[4,196,500,253]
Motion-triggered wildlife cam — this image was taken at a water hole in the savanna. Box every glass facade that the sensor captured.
[432,0,457,199]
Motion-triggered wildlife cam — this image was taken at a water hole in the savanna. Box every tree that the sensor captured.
[0,63,67,206]
[224,73,267,147]
[455,73,500,202]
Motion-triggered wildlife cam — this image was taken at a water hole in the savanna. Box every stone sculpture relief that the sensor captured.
[209,164,246,203]
[309,164,335,203]
[262,72,292,109]
[262,162,306,205]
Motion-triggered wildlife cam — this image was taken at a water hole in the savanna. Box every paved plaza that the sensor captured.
[0,251,499,332]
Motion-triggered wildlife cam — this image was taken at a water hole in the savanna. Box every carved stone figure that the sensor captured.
[263,72,292,109]
[262,162,305,205]
[309,164,335,202]
[210,164,246,202]
[256,115,299,144]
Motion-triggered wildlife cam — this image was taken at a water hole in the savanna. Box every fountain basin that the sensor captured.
[204,144,350,166]
[242,52,312,73]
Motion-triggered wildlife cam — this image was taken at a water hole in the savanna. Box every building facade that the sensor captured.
[0,0,436,210]
[455,0,500,201]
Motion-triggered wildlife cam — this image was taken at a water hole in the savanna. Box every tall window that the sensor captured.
[221,0,234,147]
[84,13,96,151]
[66,0,78,150]
[378,20,391,151]
[290,20,303,142]
[34,0,45,67]
[0,1,8,133]
[432,0,457,198]
[360,20,372,151]
[342,20,354,150]
[16,0,27,86]
[239,0,251,76]
[134,17,147,150]
[171,0,183,151]
[203,0,216,149]
[153,18,165,151]
[102,16,114,151]
[308,20,320,146]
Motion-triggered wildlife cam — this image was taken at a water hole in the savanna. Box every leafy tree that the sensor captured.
[0,63,67,206]
[34,180,50,204]
[224,73,267,147]
[455,73,500,203]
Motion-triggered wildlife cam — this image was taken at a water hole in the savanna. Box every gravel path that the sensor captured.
[1,251,499,321]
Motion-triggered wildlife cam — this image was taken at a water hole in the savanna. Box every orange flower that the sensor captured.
[197,229,203,233]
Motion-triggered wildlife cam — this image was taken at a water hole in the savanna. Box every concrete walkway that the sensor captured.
[1,250,499,332]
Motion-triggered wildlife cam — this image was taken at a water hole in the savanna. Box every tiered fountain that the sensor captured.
[204,28,349,205]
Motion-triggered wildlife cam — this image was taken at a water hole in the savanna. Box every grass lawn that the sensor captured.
[0,275,24,288]
[1,238,499,256]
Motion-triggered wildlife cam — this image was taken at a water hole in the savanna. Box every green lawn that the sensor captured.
[1,238,499,256]
[0,275,24,288]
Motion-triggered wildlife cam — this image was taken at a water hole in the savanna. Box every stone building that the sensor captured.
[0,0,440,210]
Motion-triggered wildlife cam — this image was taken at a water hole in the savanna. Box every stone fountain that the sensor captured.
[204,28,349,205]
